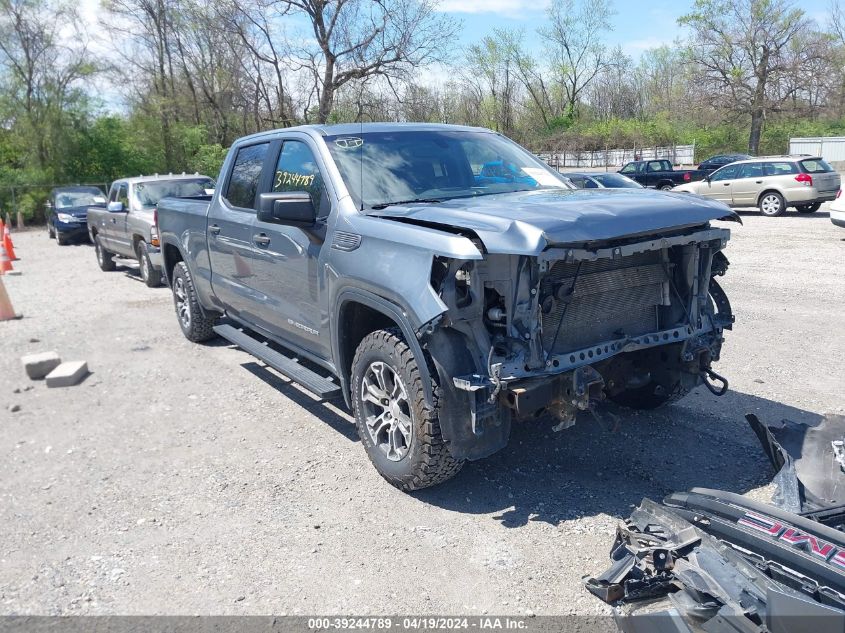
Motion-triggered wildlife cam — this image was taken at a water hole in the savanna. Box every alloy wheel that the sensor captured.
[173,277,191,329]
[360,361,413,462]
[761,194,782,215]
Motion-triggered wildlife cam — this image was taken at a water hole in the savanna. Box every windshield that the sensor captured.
[324,130,571,209]
[132,178,215,209]
[592,173,642,188]
[54,189,106,209]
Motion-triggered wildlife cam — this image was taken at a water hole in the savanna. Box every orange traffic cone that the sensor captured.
[232,249,253,278]
[2,221,17,261]
[0,276,21,320]
[0,239,13,275]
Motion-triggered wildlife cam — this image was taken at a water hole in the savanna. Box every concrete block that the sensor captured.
[21,351,62,380]
[45,361,89,388]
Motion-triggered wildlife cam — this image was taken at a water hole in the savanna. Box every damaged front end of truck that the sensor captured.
[396,197,738,461]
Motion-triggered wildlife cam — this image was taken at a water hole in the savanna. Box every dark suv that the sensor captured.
[46,186,107,245]
[698,154,753,173]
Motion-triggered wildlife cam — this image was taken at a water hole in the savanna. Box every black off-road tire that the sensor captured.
[795,202,821,213]
[351,328,464,491]
[94,235,116,271]
[137,240,162,288]
[171,261,217,342]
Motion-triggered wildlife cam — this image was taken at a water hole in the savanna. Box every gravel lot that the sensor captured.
[1,207,843,617]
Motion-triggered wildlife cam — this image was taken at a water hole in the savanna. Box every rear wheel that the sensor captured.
[759,192,785,217]
[94,235,116,271]
[171,261,216,342]
[351,328,463,491]
[659,184,674,191]
[137,240,162,288]
[795,202,821,213]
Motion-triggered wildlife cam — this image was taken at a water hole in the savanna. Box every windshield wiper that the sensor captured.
[369,198,441,210]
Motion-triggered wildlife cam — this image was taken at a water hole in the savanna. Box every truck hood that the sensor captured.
[368,188,738,254]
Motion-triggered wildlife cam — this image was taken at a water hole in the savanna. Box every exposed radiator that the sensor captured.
[541,250,667,354]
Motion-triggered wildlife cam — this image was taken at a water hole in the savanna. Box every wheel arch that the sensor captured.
[757,188,785,206]
[333,289,435,410]
[161,237,185,287]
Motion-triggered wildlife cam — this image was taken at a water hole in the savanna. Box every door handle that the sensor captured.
[755,180,763,184]
[723,183,730,186]
[208,224,221,235]
[110,217,117,223]
[253,233,271,247]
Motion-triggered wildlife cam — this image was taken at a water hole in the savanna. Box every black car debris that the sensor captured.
[586,413,845,632]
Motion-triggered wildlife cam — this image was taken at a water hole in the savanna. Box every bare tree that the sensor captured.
[279,0,460,123]
[539,0,616,118]
[680,0,813,154]
[463,29,521,135]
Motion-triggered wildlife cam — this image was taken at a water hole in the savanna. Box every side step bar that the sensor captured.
[213,324,341,399]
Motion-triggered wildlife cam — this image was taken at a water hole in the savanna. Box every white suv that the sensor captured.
[672,156,840,216]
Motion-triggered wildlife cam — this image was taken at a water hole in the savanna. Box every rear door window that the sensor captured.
[647,161,665,172]
[225,143,271,210]
[763,162,798,176]
[800,159,833,173]
[738,163,763,179]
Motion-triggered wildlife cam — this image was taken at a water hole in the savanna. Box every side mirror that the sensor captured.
[257,192,315,226]
[107,201,125,212]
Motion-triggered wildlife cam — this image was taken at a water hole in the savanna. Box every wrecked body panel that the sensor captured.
[586,491,845,632]
[747,413,845,513]
[369,188,740,255]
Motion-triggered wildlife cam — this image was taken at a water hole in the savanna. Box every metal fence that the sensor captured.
[536,144,696,170]
[789,137,845,164]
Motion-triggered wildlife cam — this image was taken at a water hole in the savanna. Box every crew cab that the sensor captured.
[619,159,706,190]
[157,123,738,491]
[88,174,214,286]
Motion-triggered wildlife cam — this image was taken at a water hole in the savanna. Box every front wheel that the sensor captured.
[137,241,162,288]
[171,261,217,342]
[795,202,821,213]
[55,230,68,246]
[351,328,464,491]
[94,235,116,271]
[759,192,785,216]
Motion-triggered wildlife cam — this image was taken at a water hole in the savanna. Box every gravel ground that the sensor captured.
[1,208,843,617]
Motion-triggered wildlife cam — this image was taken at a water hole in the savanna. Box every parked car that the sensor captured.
[46,186,106,245]
[672,155,841,217]
[618,159,706,190]
[829,188,845,228]
[698,153,753,172]
[87,174,214,287]
[157,123,737,492]
[563,172,643,189]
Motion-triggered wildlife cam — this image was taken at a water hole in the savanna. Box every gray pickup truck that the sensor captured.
[157,123,738,491]
[88,174,214,287]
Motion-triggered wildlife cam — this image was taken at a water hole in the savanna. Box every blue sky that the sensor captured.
[439,0,836,59]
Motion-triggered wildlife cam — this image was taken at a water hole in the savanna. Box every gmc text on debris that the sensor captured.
[157,123,739,491]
